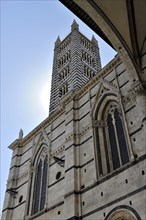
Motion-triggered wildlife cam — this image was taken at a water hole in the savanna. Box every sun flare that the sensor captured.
[40,82,51,115]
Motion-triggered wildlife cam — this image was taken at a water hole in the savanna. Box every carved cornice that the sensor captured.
[8,139,23,150]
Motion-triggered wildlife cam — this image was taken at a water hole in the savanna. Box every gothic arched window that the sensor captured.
[94,101,129,177]
[31,149,48,215]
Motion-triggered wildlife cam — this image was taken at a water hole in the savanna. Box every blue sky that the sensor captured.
[1,0,116,212]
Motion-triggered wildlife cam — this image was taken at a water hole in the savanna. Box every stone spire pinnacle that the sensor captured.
[55,36,61,47]
[91,35,98,45]
[71,19,79,31]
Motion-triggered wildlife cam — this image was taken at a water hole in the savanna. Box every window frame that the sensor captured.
[92,94,132,179]
[26,145,49,217]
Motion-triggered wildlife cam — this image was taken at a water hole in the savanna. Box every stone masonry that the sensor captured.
[49,20,101,114]
[2,22,146,220]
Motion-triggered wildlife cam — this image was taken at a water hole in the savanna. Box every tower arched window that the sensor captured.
[31,149,48,215]
[94,100,129,177]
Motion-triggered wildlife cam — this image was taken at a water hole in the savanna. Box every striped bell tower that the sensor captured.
[49,20,101,114]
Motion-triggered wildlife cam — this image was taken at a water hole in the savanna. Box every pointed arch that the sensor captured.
[92,92,130,178]
[26,143,49,216]
[31,146,48,215]
[31,129,50,163]
[91,79,119,119]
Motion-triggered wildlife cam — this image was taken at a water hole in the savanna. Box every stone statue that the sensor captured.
[18,129,23,139]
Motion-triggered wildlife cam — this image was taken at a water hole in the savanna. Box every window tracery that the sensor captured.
[94,100,129,177]
[31,148,48,215]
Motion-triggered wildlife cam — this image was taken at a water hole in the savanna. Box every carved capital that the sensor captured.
[30,165,35,173]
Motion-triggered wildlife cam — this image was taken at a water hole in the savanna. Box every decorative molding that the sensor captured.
[7,170,29,185]
[80,124,91,135]
[122,95,132,104]
[30,165,35,174]
[8,139,23,150]
[128,81,146,103]
[30,128,51,161]
[64,124,91,139]
[40,148,48,162]
[50,145,65,158]
[65,133,76,142]
[90,78,119,119]
[92,120,106,128]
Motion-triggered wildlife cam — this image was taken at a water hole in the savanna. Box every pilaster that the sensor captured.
[64,97,81,219]
[2,139,23,219]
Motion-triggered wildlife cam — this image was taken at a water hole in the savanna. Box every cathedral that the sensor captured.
[2,16,146,220]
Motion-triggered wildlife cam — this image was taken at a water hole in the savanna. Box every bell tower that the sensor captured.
[49,20,101,114]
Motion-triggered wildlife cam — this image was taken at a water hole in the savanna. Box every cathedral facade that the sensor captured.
[2,21,146,220]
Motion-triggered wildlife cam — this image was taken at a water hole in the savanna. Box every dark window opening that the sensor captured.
[142,170,145,175]
[95,102,129,179]
[114,108,129,165]
[32,153,48,215]
[107,113,120,170]
[19,195,23,203]
[81,185,85,189]
[56,171,61,180]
